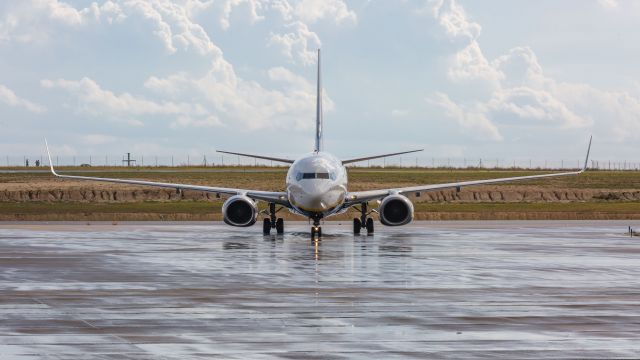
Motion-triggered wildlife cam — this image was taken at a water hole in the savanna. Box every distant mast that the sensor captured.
[314,49,323,153]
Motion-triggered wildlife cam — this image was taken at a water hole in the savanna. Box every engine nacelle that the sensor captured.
[222,195,258,227]
[379,194,414,226]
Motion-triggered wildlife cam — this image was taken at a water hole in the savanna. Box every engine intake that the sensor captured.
[222,195,258,227]
[379,194,414,226]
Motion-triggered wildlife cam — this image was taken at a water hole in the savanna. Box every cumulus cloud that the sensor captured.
[266,0,355,66]
[428,92,502,140]
[293,0,357,25]
[41,77,209,126]
[428,0,480,42]
[0,84,46,113]
[19,0,337,131]
[124,0,220,55]
[269,21,321,66]
[425,0,640,141]
[0,0,125,43]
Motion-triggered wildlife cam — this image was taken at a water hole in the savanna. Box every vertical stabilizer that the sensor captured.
[314,49,323,152]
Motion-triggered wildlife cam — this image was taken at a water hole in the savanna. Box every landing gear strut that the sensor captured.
[310,214,322,240]
[353,202,374,235]
[263,203,284,235]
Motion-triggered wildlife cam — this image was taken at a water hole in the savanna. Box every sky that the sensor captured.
[1,0,639,165]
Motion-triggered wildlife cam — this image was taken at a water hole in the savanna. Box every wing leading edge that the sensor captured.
[342,149,424,165]
[45,140,289,206]
[215,150,294,164]
[346,136,592,205]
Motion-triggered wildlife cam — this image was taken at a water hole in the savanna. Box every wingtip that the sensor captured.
[582,135,593,172]
[44,138,57,176]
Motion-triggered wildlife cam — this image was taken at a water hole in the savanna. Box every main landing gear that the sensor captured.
[263,203,284,235]
[353,202,374,235]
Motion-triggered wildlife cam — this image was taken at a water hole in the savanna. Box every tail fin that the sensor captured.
[314,49,323,152]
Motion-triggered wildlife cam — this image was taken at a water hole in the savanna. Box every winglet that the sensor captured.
[44,138,59,176]
[582,135,592,172]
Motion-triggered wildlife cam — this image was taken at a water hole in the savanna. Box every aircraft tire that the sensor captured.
[366,218,374,235]
[353,218,361,234]
[263,218,271,235]
[276,218,284,234]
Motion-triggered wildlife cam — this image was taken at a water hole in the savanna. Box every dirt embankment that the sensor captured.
[2,187,640,203]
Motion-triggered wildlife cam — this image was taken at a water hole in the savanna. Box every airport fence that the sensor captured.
[3,154,639,171]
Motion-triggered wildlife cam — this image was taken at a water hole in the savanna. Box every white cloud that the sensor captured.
[268,21,321,66]
[125,0,219,55]
[0,84,46,113]
[448,42,503,87]
[24,0,330,132]
[216,0,265,30]
[429,0,480,42]
[293,0,357,25]
[425,0,640,141]
[41,77,207,122]
[170,115,223,128]
[0,0,125,43]
[428,92,502,140]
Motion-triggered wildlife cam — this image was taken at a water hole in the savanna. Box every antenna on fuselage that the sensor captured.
[314,49,323,153]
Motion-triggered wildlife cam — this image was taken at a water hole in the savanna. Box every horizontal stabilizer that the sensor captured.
[216,150,294,164]
[342,149,424,165]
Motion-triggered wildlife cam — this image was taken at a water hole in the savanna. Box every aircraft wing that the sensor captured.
[342,149,424,165]
[345,137,592,205]
[216,150,294,164]
[45,141,289,206]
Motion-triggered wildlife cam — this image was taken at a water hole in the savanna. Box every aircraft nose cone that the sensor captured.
[289,183,345,212]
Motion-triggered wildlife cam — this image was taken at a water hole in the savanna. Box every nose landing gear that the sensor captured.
[353,202,374,235]
[310,214,322,240]
[311,225,322,239]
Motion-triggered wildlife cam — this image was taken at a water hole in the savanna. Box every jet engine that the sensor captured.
[379,194,414,226]
[222,195,258,227]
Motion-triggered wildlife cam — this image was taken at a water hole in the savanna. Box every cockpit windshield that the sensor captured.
[296,172,336,181]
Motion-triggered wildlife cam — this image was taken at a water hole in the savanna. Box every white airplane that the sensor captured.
[46,50,592,238]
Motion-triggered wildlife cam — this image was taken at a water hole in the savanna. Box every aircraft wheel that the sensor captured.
[276,218,284,234]
[311,226,321,240]
[366,218,374,235]
[353,218,361,235]
[263,218,271,235]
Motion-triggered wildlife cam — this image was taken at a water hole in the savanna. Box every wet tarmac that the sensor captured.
[1,221,640,359]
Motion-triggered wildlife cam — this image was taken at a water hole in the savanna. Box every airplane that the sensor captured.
[45,49,592,239]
